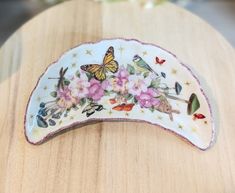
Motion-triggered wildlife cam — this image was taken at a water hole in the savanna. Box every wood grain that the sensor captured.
[0,1,235,193]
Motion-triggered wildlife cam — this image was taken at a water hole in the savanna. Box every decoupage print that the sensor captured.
[25,39,214,149]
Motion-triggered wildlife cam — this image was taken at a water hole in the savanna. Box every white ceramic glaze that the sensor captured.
[25,39,214,150]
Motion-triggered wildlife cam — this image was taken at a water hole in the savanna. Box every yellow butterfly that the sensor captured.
[80,46,119,81]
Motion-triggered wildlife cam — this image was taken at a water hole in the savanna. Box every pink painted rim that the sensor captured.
[24,38,215,151]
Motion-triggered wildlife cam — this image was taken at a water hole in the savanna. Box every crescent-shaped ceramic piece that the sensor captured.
[25,39,215,150]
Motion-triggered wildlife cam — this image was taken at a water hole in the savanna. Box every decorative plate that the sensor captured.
[25,39,215,150]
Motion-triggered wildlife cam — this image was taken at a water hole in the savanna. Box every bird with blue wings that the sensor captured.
[132,55,159,77]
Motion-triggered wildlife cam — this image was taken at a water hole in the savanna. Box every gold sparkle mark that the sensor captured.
[191,128,197,133]
[108,110,113,115]
[125,112,129,116]
[85,50,92,55]
[178,124,183,129]
[157,115,163,120]
[72,53,77,58]
[118,47,124,53]
[43,86,48,90]
[59,120,63,125]
[70,116,74,120]
[185,81,191,86]
[71,63,76,68]
[37,96,41,102]
[142,51,148,56]
[32,128,40,137]
[140,109,145,113]
[171,69,177,74]
[204,120,208,124]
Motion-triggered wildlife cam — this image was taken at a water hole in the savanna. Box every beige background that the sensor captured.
[0,1,235,193]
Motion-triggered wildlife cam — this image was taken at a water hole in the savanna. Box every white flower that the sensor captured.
[69,73,90,99]
[127,74,150,96]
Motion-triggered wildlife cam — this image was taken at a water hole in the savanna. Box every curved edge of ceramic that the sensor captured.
[24,38,215,150]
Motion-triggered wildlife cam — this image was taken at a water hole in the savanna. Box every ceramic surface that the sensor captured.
[25,39,214,149]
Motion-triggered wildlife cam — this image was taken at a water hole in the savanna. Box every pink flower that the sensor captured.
[69,73,90,99]
[57,87,77,109]
[116,66,129,86]
[110,66,129,94]
[127,75,149,96]
[136,88,160,108]
[88,78,109,101]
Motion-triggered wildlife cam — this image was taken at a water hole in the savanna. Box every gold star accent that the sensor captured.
[125,112,129,116]
[108,110,113,115]
[143,51,148,56]
[37,96,41,102]
[59,120,63,125]
[191,128,197,133]
[118,47,124,53]
[85,50,92,55]
[171,69,177,74]
[178,124,183,129]
[157,115,163,120]
[43,86,48,90]
[185,81,191,86]
[32,128,40,137]
[70,116,74,120]
[204,121,208,124]
[140,109,145,113]
[72,53,77,58]
[71,63,76,68]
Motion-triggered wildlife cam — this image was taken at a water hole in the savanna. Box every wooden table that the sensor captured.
[0,1,235,192]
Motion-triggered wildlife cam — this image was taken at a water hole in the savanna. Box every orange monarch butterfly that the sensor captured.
[80,46,119,81]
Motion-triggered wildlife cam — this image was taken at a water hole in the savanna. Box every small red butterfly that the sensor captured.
[193,113,206,120]
[155,57,166,65]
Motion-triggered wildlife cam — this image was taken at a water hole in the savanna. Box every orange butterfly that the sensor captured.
[81,46,119,81]
[112,103,135,111]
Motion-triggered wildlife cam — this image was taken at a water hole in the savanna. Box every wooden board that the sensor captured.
[0,1,235,192]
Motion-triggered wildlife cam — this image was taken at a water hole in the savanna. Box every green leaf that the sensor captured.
[143,72,149,78]
[87,98,93,104]
[133,97,138,104]
[85,72,93,81]
[104,90,110,96]
[127,64,135,75]
[109,75,116,79]
[187,93,200,115]
[64,79,70,86]
[161,72,166,78]
[76,70,80,78]
[79,98,86,107]
[72,104,79,111]
[50,91,57,98]
[124,93,133,100]
[150,79,160,88]
[109,90,117,94]
[149,107,155,112]
[175,82,182,95]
